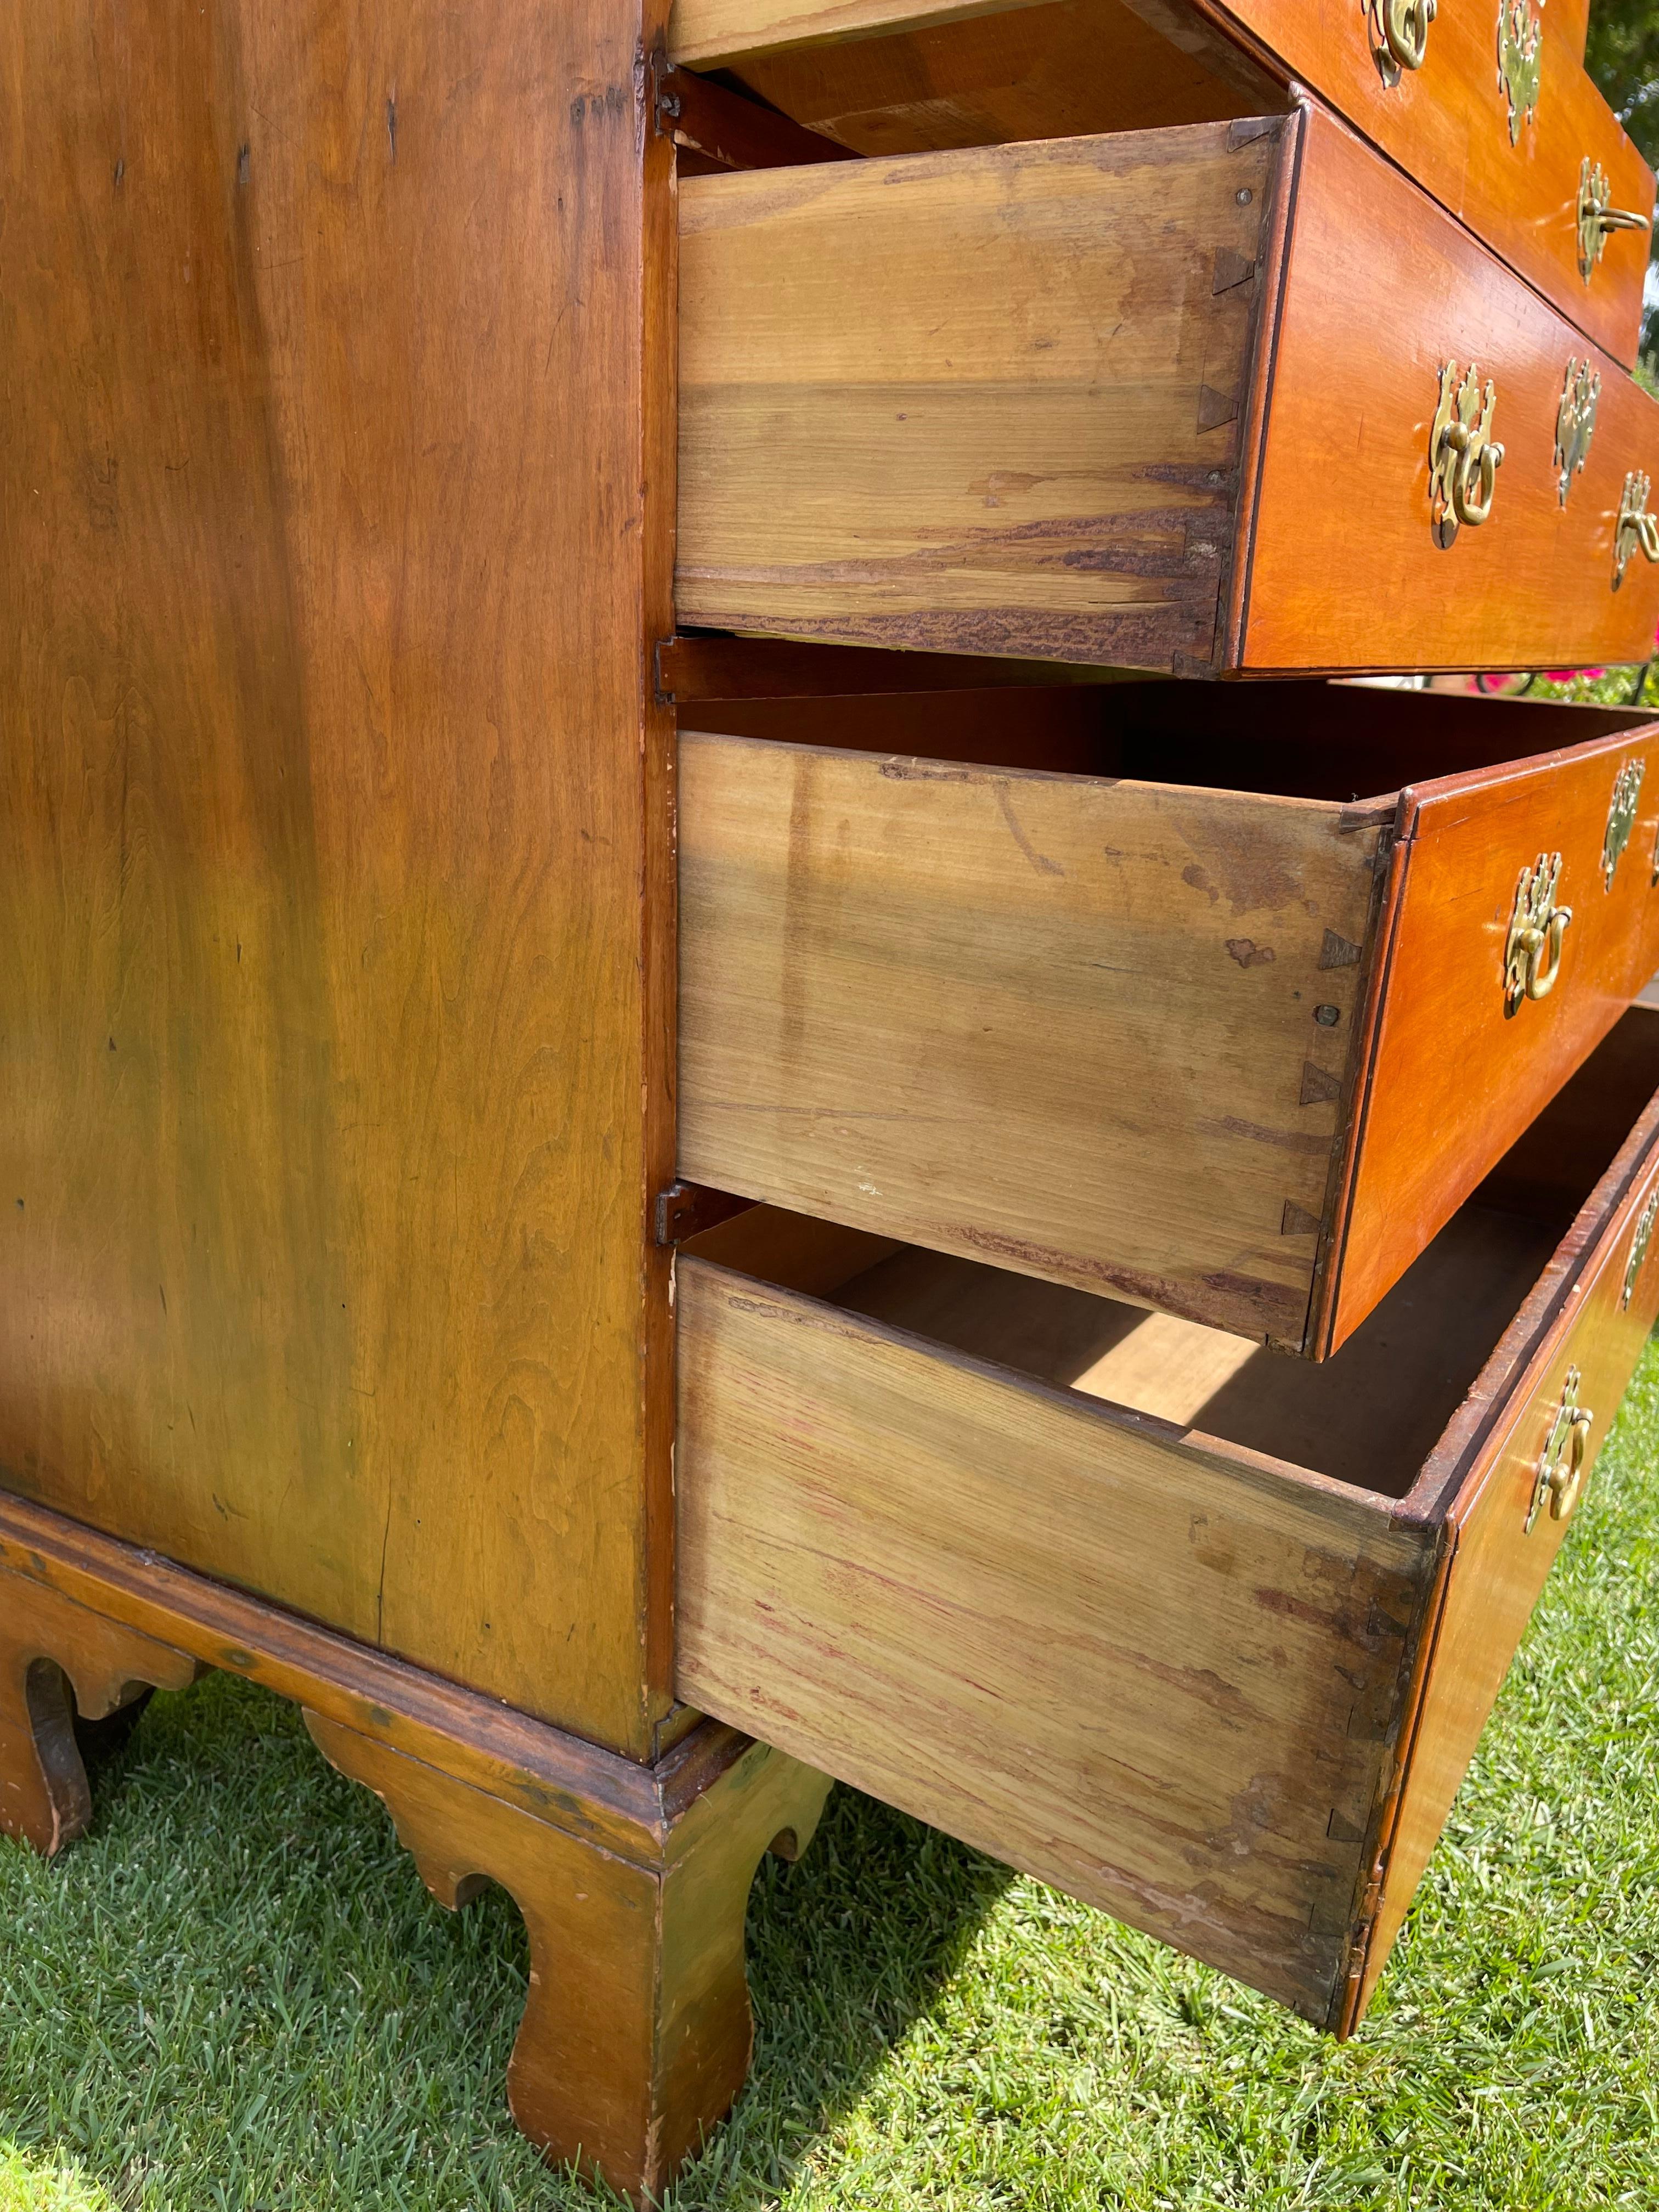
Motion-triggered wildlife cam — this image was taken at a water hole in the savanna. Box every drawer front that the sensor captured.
[1323,725,1659,1355]
[678,729,1385,1349]
[1239,101,1659,673]
[1224,0,1652,365]
[675,1248,1431,2024]
[1350,1122,1659,2022]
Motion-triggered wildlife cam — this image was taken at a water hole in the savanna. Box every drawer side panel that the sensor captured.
[679,731,1381,1344]
[675,1257,1434,2021]
[677,121,1282,672]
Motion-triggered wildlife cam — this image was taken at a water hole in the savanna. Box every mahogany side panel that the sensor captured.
[1326,725,1659,1355]
[1239,103,1659,674]
[0,0,675,1748]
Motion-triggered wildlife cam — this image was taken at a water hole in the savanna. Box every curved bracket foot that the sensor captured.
[307,1712,832,2203]
[0,1569,199,1855]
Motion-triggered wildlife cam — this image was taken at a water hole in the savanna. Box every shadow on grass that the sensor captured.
[0,1671,1010,2211]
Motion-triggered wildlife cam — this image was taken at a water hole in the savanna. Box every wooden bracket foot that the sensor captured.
[308,1713,832,2202]
[0,1576,199,1855]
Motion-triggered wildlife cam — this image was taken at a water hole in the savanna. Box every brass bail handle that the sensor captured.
[1578,158,1652,281]
[1616,472,1659,588]
[1430,363,1504,545]
[1525,1367,1594,1533]
[1386,0,1434,70]
[1503,852,1571,1014]
[1444,418,1500,526]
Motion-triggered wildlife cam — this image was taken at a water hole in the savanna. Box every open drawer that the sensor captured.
[675,1007,1659,2031]
[669,0,1654,367]
[680,681,1659,1355]
[678,96,1659,676]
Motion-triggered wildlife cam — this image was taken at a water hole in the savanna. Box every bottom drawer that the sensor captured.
[675,1008,1659,2030]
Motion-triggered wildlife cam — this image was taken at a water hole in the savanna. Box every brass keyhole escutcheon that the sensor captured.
[1364,0,1436,85]
[1554,357,1600,507]
[1623,1187,1659,1311]
[1615,471,1659,588]
[1577,157,1651,283]
[1603,759,1644,889]
[1497,0,1541,145]
[1503,852,1571,1015]
[1430,362,1504,547]
[1525,1365,1594,1533]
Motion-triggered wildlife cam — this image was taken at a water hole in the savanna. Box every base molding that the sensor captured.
[0,1492,832,2202]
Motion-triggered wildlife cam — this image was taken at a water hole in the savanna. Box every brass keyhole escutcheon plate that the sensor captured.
[1615,471,1659,588]
[1603,759,1644,889]
[1577,157,1651,283]
[1554,358,1600,506]
[1503,851,1570,1015]
[1497,0,1541,145]
[1430,362,1504,547]
[1623,1187,1659,1311]
[1364,0,1436,86]
[1525,1365,1594,1533]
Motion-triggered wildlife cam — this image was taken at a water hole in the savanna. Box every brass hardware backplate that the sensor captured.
[1525,1365,1593,1533]
[1623,1187,1659,1310]
[1364,0,1436,86]
[1430,361,1504,547]
[1577,156,1651,282]
[1503,851,1571,1014]
[1554,357,1600,506]
[1615,470,1659,588]
[1497,0,1541,145]
[1603,760,1645,889]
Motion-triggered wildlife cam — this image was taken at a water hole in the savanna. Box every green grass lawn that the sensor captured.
[4,1339,1659,2211]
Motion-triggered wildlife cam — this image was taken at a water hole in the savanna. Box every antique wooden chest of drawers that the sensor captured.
[4,0,1659,2199]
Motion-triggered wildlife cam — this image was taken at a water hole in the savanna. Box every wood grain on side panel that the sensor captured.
[1326,728,1659,1355]
[1240,103,1659,673]
[675,1255,1434,2021]
[0,0,674,1749]
[678,731,1383,1344]
[1350,1132,1659,2021]
[676,120,1283,670]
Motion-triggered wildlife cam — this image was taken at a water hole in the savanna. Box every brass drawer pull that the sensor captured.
[1503,852,1570,1013]
[1365,0,1435,84]
[1615,472,1659,587]
[1430,362,1504,546]
[1497,0,1542,145]
[1578,158,1652,283]
[1525,1365,1594,1532]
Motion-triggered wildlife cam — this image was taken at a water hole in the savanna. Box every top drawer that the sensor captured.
[678,98,1659,677]
[667,0,1654,365]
